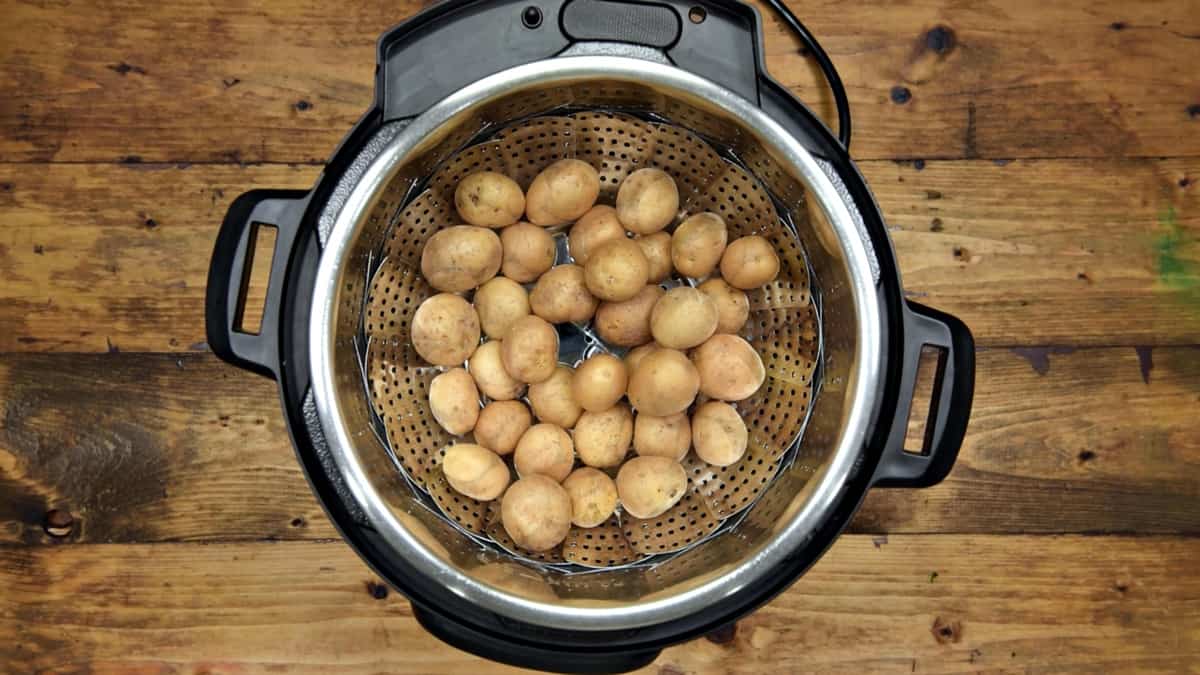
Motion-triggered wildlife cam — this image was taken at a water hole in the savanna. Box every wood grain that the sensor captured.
[2,535,1197,674]
[1,158,1195,352]
[2,1,1199,163]
[3,347,1196,545]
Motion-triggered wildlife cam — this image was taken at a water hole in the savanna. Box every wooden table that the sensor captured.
[2,0,1198,672]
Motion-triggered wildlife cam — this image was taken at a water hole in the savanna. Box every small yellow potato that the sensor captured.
[499,222,556,283]
[501,315,559,384]
[525,159,600,226]
[561,468,619,528]
[513,423,575,482]
[568,205,625,265]
[649,286,718,350]
[635,232,673,282]
[474,400,532,455]
[467,340,524,401]
[473,276,530,340]
[502,475,573,551]
[571,353,628,412]
[594,285,663,348]
[633,412,690,461]
[691,334,766,401]
[671,212,728,278]
[455,171,525,228]
[719,235,780,289]
[528,365,583,428]
[626,348,699,416]
[412,293,481,366]
[616,456,688,519]
[615,168,679,234]
[420,225,502,292]
[584,239,649,302]
[698,278,750,334]
[574,403,634,468]
[623,343,659,374]
[428,367,480,435]
[442,443,510,501]
[530,264,598,324]
[692,401,749,466]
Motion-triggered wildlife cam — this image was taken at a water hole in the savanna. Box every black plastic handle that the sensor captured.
[412,606,661,673]
[872,302,975,488]
[205,189,312,380]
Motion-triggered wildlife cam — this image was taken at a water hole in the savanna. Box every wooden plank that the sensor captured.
[3,348,1197,545]
[2,1,1199,163]
[1,159,1196,352]
[2,535,1197,673]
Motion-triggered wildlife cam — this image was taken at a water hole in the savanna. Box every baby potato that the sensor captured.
[528,365,583,428]
[428,367,480,435]
[467,339,524,401]
[633,412,691,461]
[650,286,718,350]
[455,171,525,228]
[499,222,556,283]
[584,238,650,302]
[574,403,634,468]
[474,400,532,455]
[671,212,728,278]
[616,456,688,519]
[501,315,560,384]
[562,467,619,528]
[626,348,700,416]
[692,401,748,466]
[594,285,663,348]
[412,293,481,366]
[420,225,502,293]
[698,278,750,334]
[502,475,572,551]
[720,235,780,289]
[616,168,679,234]
[568,205,625,265]
[514,423,575,482]
[474,277,530,340]
[572,353,628,412]
[635,232,673,283]
[691,334,765,401]
[442,443,510,501]
[525,159,600,226]
[530,264,598,324]
[624,343,659,374]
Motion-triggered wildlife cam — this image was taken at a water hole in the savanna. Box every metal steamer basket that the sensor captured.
[205,1,975,672]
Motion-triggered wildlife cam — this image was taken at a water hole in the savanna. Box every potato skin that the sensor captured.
[616,168,679,235]
[473,276,530,340]
[616,456,688,519]
[594,285,663,348]
[412,293,481,366]
[571,353,628,412]
[698,278,750,334]
[501,315,560,384]
[442,443,510,501]
[562,468,618,528]
[584,239,650,302]
[623,343,659,374]
[527,365,583,428]
[719,235,780,289]
[455,171,525,228]
[467,340,525,401]
[569,205,625,265]
[635,232,673,283]
[633,412,691,461]
[692,401,749,466]
[525,159,600,226]
[499,222,556,283]
[474,400,532,455]
[626,348,699,416]
[530,264,598,324]
[420,225,502,292]
[428,367,480,435]
[574,403,634,468]
[513,423,575,482]
[650,286,718,350]
[502,475,573,551]
[691,334,765,401]
[671,212,728,278]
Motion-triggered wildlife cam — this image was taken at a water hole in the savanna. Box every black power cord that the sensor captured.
[760,0,852,149]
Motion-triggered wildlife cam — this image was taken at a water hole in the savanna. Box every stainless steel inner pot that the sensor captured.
[308,55,883,631]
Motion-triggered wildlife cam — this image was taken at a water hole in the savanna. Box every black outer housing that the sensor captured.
[205,1,975,672]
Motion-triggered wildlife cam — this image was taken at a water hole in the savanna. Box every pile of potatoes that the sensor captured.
[410,158,780,553]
